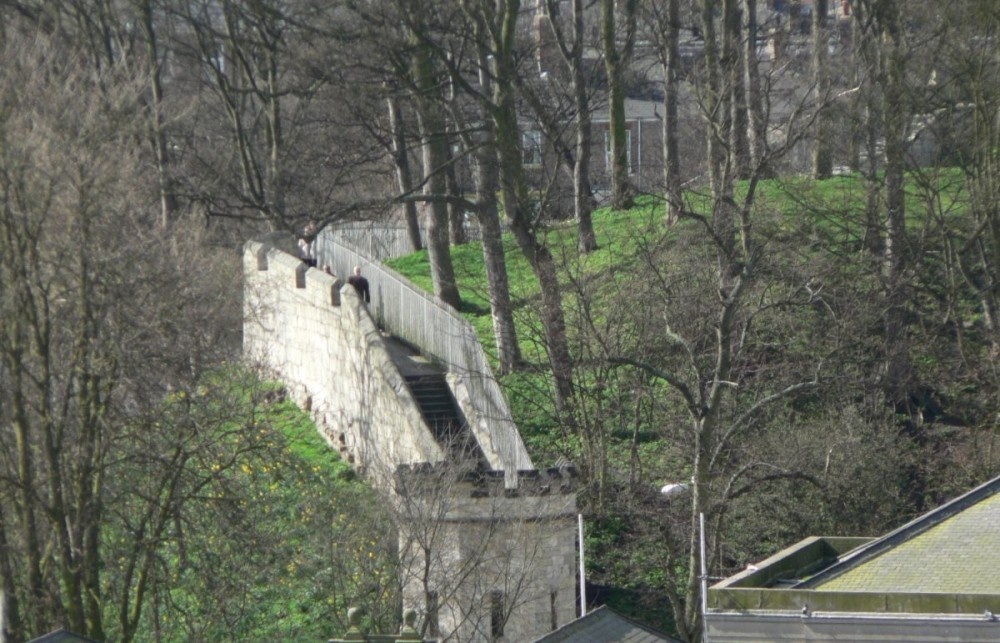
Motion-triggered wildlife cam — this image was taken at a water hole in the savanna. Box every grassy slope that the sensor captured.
[151,377,395,641]
[388,197,678,445]
[386,171,988,631]
[251,385,397,637]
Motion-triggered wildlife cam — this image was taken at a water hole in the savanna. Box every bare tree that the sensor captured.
[849,0,914,407]
[386,89,424,252]
[950,2,1000,352]
[406,3,462,308]
[600,0,639,210]
[725,0,751,180]
[811,0,833,178]
[743,0,770,179]
[458,34,524,374]
[576,209,826,641]
[170,0,390,237]
[643,0,685,223]
[0,19,405,641]
[177,0,294,228]
[579,2,851,637]
[0,31,144,639]
[0,25,251,639]
[543,0,600,251]
[428,0,577,410]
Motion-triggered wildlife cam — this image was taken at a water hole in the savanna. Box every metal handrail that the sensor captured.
[315,227,532,474]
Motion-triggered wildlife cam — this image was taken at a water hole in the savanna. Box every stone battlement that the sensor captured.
[395,462,579,498]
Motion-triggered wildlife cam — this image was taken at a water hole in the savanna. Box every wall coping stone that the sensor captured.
[395,462,578,498]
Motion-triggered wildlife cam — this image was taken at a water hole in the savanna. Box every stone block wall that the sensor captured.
[395,466,580,642]
[244,237,445,487]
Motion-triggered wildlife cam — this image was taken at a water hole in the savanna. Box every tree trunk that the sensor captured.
[0,508,25,642]
[744,0,770,178]
[967,69,1000,351]
[854,2,884,256]
[264,44,285,224]
[663,0,682,224]
[812,0,833,179]
[881,0,910,406]
[493,0,574,410]
[539,0,597,250]
[863,100,884,255]
[574,101,598,251]
[473,53,522,373]
[11,371,46,634]
[703,0,737,272]
[726,0,750,180]
[387,94,423,251]
[446,141,468,246]
[569,0,598,250]
[138,0,177,229]
[411,29,461,309]
[476,150,523,374]
[600,0,637,210]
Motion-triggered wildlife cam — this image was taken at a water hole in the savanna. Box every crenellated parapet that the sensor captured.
[395,463,579,499]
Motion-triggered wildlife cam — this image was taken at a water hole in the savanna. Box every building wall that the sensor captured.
[707,612,1000,642]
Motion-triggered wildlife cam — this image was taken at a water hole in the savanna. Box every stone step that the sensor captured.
[403,373,487,467]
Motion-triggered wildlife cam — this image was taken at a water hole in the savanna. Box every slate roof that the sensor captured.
[532,605,680,643]
[798,475,1000,593]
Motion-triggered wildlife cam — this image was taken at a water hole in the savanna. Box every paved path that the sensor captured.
[381,333,442,378]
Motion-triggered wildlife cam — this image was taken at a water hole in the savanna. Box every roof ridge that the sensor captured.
[797,474,1000,589]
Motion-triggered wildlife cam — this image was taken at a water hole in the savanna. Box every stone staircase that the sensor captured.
[404,373,487,468]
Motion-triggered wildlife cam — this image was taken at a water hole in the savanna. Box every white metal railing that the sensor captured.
[315,227,532,474]
[323,220,507,262]
[323,221,421,261]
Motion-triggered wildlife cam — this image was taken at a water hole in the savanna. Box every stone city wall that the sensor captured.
[243,236,445,487]
[243,235,580,641]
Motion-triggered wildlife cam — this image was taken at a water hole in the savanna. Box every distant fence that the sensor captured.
[323,219,507,262]
[315,227,532,476]
[324,222,420,262]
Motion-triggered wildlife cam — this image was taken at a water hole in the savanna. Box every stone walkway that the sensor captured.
[381,333,442,379]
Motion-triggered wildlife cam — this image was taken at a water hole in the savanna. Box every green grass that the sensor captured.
[386,197,671,366]
[385,171,978,465]
[263,386,357,481]
[133,372,393,641]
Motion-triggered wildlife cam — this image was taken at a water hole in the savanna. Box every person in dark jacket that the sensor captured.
[347,265,370,303]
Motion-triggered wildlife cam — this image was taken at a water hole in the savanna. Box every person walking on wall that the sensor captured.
[348,265,370,303]
[298,237,317,267]
[298,220,318,267]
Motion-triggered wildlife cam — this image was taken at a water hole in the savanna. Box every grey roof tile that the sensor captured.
[532,605,680,643]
